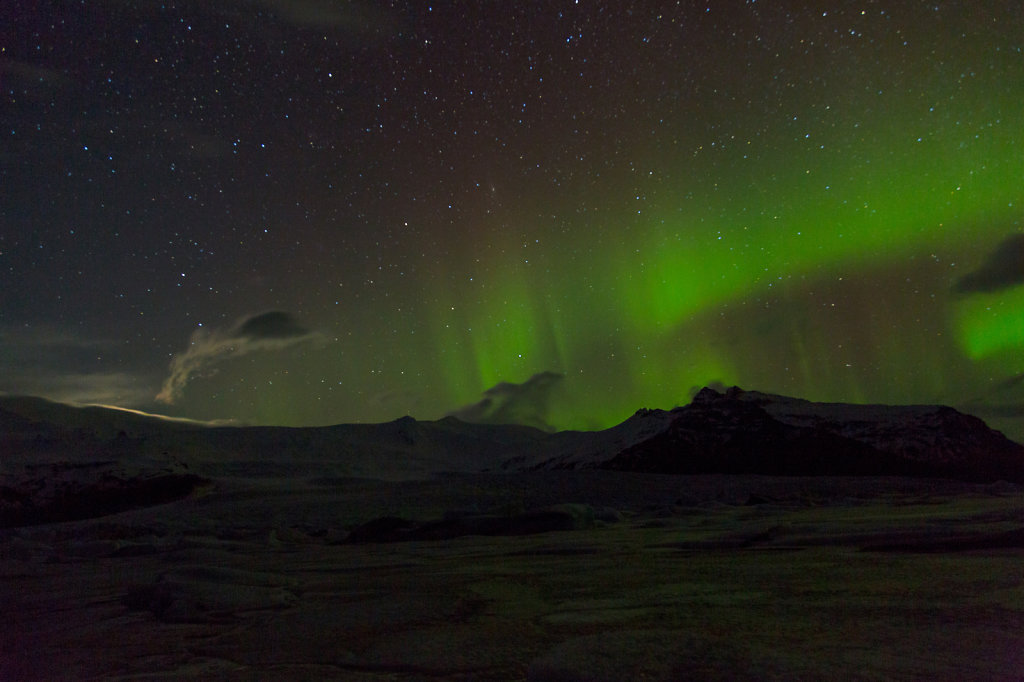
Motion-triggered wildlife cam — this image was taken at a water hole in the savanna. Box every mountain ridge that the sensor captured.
[2,386,1022,479]
[3,386,1024,527]
[599,386,1024,482]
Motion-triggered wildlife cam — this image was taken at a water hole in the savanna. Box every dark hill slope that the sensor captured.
[601,387,1024,481]
[2,386,1023,528]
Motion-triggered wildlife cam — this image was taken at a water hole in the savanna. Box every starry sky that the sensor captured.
[2,1,1023,439]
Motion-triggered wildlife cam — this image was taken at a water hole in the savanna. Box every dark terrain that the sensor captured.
[2,388,1023,680]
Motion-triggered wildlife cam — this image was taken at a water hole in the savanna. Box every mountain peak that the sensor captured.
[690,385,755,404]
[602,388,1024,481]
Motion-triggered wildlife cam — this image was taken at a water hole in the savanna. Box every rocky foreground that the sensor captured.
[2,389,1024,679]
[3,472,1024,680]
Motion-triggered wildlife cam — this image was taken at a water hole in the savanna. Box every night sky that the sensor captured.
[2,1,1023,438]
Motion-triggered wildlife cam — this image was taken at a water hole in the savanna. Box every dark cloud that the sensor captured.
[953,233,1024,294]
[157,311,318,404]
[232,311,310,341]
[448,372,565,432]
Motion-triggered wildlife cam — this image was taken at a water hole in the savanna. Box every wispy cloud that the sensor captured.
[448,371,565,431]
[0,326,155,407]
[157,311,320,404]
[4,371,155,408]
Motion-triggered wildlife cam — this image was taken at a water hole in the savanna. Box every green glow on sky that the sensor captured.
[18,3,1015,436]
[956,287,1024,360]
[418,87,1024,430]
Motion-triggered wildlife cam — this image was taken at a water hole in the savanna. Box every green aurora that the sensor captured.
[405,79,1024,430]
[2,2,1022,439]
[199,6,1024,432]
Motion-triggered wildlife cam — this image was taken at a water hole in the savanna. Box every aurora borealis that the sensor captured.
[2,2,1022,438]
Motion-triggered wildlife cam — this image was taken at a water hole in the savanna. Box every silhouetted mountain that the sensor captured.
[601,387,1024,481]
[2,387,1024,527]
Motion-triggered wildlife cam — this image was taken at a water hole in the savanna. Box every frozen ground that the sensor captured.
[3,470,1024,680]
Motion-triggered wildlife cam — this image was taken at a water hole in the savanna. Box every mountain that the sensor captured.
[0,395,547,476]
[2,387,1023,528]
[598,387,1024,482]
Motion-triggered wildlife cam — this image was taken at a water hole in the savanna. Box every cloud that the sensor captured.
[688,381,729,400]
[448,372,565,431]
[0,326,159,407]
[953,233,1024,294]
[157,311,318,404]
[4,371,155,408]
[233,310,311,341]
